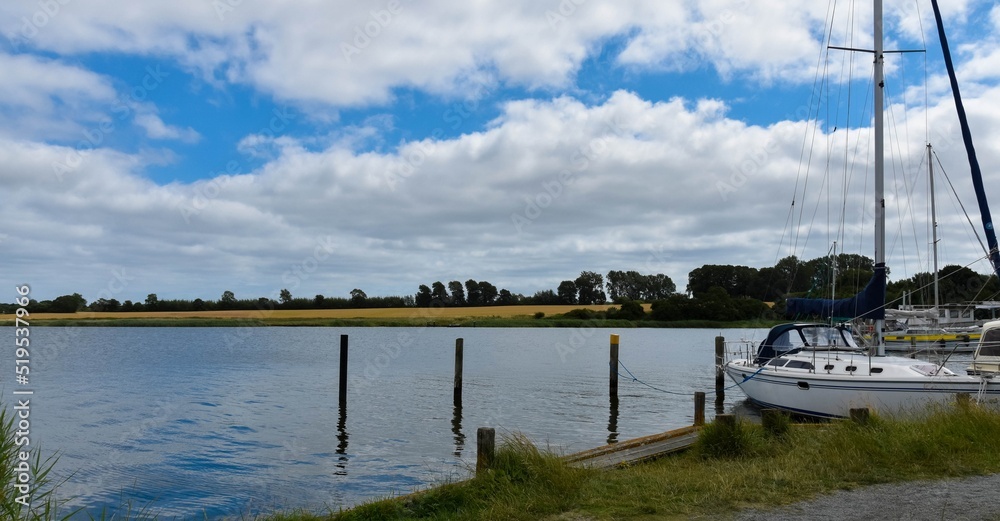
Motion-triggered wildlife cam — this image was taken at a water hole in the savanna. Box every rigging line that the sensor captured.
[887,253,997,311]
[884,82,921,277]
[791,0,839,264]
[934,150,989,258]
[913,0,929,148]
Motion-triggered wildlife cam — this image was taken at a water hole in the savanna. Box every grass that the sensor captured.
[253,405,1000,521]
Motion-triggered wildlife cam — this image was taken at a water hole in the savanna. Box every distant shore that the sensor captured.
[12,305,777,328]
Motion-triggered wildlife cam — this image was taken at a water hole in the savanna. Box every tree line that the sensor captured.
[10,256,997,322]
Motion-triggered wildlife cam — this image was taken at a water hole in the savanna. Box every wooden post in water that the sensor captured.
[716,413,736,428]
[610,334,620,400]
[339,334,349,407]
[476,427,495,475]
[694,391,706,426]
[454,338,464,405]
[715,336,725,410]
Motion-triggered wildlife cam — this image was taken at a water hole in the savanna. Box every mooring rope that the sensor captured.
[614,359,749,395]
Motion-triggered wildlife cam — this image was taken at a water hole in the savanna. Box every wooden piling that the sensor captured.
[849,407,871,425]
[716,413,736,428]
[476,427,495,475]
[694,391,706,426]
[454,338,464,405]
[610,334,620,399]
[715,336,725,409]
[761,408,789,437]
[339,334,348,406]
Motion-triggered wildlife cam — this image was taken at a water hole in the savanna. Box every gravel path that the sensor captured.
[732,474,1000,521]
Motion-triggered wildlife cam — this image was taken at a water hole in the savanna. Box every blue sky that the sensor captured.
[3,0,999,304]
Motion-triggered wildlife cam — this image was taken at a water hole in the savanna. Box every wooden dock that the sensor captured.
[564,425,701,469]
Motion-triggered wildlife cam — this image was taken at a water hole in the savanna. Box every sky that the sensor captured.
[3,0,1000,304]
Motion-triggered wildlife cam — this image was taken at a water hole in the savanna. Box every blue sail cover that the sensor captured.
[786,263,886,320]
[931,0,1000,281]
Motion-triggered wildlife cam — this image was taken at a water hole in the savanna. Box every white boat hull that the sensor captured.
[725,359,999,418]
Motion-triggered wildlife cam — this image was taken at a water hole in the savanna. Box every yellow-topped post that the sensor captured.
[610,334,620,399]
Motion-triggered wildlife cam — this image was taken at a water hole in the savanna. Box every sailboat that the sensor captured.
[723,0,1000,418]
[883,144,982,354]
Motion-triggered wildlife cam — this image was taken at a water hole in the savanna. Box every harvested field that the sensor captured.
[24,305,621,324]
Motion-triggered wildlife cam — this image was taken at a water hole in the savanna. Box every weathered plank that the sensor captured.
[565,425,700,469]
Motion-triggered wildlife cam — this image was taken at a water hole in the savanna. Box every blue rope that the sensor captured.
[741,367,766,383]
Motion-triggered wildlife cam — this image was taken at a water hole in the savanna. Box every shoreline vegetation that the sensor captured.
[10,405,998,520]
[267,405,1000,521]
[10,306,778,329]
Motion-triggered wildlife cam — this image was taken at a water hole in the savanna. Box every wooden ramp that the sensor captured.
[564,425,700,469]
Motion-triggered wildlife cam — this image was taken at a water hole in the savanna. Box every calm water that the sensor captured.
[7,326,764,519]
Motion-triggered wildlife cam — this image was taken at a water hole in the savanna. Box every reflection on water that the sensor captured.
[336,402,349,476]
[451,403,465,457]
[607,395,619,445]
[11,326,766,519]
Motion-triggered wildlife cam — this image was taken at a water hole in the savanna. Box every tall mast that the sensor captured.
[873,0,886,356]
[928,143,940,316]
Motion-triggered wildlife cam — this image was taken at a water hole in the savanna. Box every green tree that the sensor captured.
[51,293,87,313]
[415,285,432,307]
[497,288,516,305]
[220,290,236,309]
[90,298,120,311]
[350,288,368,306]
[431,281,449,305]
[650,294,696,321]
[144,293,159,311]
[448,281,466,306]
[557,280,578,304]
[531,289,560,304]
[478,280,498,305]
[280,289,293,305]
[608,299,645,320]
[465,279,482,306]
[575,271,606,305]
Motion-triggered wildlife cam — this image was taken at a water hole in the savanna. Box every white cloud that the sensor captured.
[0,52,116,140]
[0,1,934,108]
[2,0,999,303]
[134,111,201,143]
[4,84,999,302]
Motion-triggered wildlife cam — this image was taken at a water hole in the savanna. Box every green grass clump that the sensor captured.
[694,416,772,460]
[329,434,587,521]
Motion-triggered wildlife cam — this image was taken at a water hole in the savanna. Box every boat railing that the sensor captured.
[721,338,758,365]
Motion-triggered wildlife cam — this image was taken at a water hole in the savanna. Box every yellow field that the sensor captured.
[26,305,621,322]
